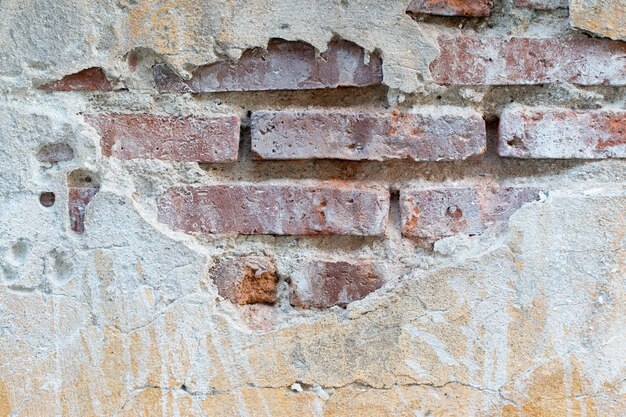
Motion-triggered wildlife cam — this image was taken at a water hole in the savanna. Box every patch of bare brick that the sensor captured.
[67,170,100,234]
[68,188,99,234]
[38,67,113,92]
[499,106,626,159]
[251,108,486,161]
[210,257,278,305]
[430,34,626,85]
[154,39,383,92]
[157,184,389,236]
[400,186,542,238]
[291,260,384,308]
[407,0,493,16]
[85,114,240,162]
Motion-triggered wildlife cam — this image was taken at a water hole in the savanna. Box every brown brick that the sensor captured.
[154,39,382,93]
[251,108,486,162]
[291,260,384,308]
[400,186,542,238]
[38,67,113,92]
[157,184,389,236]
[431,34,626,85]
[85,114,240,162]
[209,257,277,305]
[69,187,99,234]
[499,106,626,159]
[407,0,493,16]
[515,0,567,9]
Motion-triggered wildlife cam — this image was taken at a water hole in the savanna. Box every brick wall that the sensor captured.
[2,0,625,415]
[34,1,625,311]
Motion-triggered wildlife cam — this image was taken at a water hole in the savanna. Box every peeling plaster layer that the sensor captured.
[0,0,437,93]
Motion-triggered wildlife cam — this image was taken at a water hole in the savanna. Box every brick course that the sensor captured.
[154,39,382,93]
[499,106,626,159]
[157,184,389,236]
[85,114,240,162]
[431,35,626,85]
[401,186,542,238]
[251,108,486,162]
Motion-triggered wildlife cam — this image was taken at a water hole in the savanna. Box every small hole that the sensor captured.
[446,205,462,219]
[40,192,56,207]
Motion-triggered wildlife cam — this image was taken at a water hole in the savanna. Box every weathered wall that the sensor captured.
[0,0,625,416]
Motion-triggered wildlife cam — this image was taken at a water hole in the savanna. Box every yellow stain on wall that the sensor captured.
[0,380,10,417]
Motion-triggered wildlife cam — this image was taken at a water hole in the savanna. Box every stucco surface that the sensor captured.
[0,1,625,416]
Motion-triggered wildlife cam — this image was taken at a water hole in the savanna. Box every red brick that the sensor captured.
[499,106,626,159]
[154,39,382,93]
[209,257,277,305]
[251,108,486,162]
[291,260,384,308]
[515,0,567,9]
[157,184,389,236]
[69,187,99,234]
[431,34,626,85]
[400,186,542,238]
[38,68,113,92]
[85,114,240,162]
[407,0,493,16]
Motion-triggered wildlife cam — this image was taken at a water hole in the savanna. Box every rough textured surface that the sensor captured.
[251,108,486,161]
[499,106,626,159]
[291,260,384,308]
[157,184,390,236]
[154,40,383,93]
[516,0,568,9]
[38,68,113,92]
[570,0,626,40]
[431,34,626,86]
[1,0,626,416]
[407,0,493,16]
[209,257,278,305]
[85,114,240,162]
[400,186,542,238]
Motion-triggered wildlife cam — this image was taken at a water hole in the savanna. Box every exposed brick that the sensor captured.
[157,184,389,236]
[431,34,626,86]
[38,67,113,92]
[407,0,493,16]
[499,106,626,159]
[251,108,486,162]
[36,143,75,163]
[515,0,567,9]
[210,257,278,305]
[85,114,240,162]
[400,186,542,238]
[291,260,384,308]
[154,39,382,93]
[69,187,99,234]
